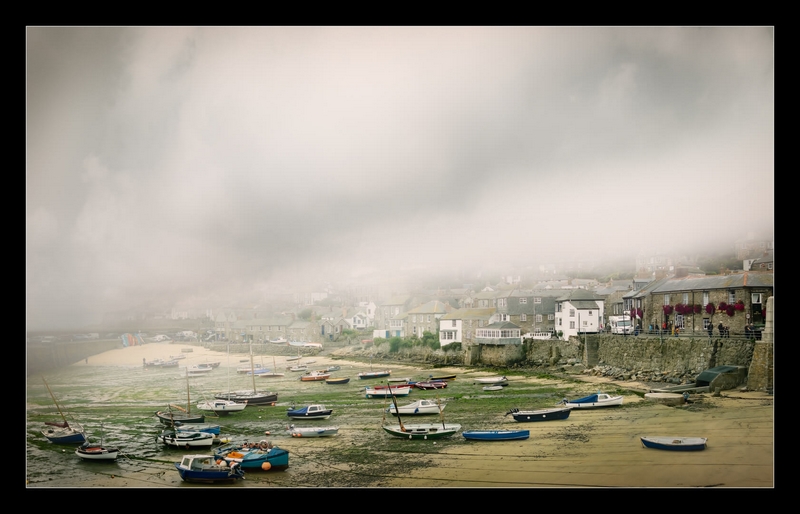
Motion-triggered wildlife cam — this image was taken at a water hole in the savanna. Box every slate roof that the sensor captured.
[652,273,773,293]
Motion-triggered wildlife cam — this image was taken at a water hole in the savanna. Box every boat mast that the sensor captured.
[388,383,405,432]
[42,377,69,426]
[436,391,445,429]
[249,342,257,393]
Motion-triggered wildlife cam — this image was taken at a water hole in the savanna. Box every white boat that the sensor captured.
[75,442,121,461]
[386,399,445,416]
[186,365,214,376]
[561,393,624,409]
[483,385,504,391]
[473,376,508,386]
[196,399,247,413]
[289,365,308,372]
[286,424,339,438]
[158,429,215,448]
[365,386,412,398]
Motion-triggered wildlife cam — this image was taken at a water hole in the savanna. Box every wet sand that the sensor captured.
[38,344,774,488]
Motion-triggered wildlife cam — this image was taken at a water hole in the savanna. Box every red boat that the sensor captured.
[414,381,448,390]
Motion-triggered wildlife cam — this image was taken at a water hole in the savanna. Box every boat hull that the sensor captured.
[159,431,215,448]
[507,407,572,422]
[156,411,205,425]
[640,436,708,451]
[382,424,461,440]
[287,425,339,438]
[357,371,391,380]
[325,377,350,385]
[563,394,624,409]
[462,430,529,441]
[75,444,120,461]
[366,387,411,398]
[42,427,86,444]
[215,445,289,470]
[214,392,278,406]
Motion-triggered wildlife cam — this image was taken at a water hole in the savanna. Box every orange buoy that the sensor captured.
[271,402,276,406]
[264,431,271,436]
[261,462,272,471]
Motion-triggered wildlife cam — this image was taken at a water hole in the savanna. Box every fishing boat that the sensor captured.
[196,399,247,414]
[325,377,350,385]
[156,370,205,425]
[40,378,86,444]
[561,393,624,409]
[473,375,507,384]
[462,429,530,441]
[286,424,339,438]
[300,371,330,381]
[175,454,244,483]
[382,387,459,440]
[386,399,446,416]
[365,385,412,398]
[74,424,119,461]
[286,404,333,420]
[640,436,708,451]
[214,441,289,470]
[186,365,214,376]
[505,407,572,422]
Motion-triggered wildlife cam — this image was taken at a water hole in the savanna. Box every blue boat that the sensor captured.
[214,442,289,470]
[286,404,332,419]
[505,407,572,422]
[462,430,530,441]
[174,454,245,483]
[640,436,708,451]
[173,422,221,435]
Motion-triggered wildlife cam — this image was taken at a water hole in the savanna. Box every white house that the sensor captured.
[438,308,496,347]
[554,289,605,341]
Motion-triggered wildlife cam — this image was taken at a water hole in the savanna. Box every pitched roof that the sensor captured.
[407,300,449,315]
[652,273,773,293]
[555,289,602,302]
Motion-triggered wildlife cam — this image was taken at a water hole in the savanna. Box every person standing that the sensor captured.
[707,322,714,338]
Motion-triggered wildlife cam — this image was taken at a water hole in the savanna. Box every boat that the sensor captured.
[366,385,412,398]
[160,360,180,368]
[386,399,446,416]
[325,377,350,385]
[237,364,268,374]
[289,365,309,373]
[158,429,215,448]
[561,393,624,409]
[270,337,288,344]
[462,429,530,441]
[175,454,245,483]
[214,441,289,470]
[428,374,456,381]
[170,354,187,360]
[357,370,392,380]
[300,371,330,381]
[74,425,119,461]
[286,404,333,420]
[186,365,214,376]
[483,385,504,391]
[285,355,302,361]
[286,424,339,438]
[325,365,341,372]
[414,380,447,390]
[173,422,221,435]
[505,406,573,422]
[156,370,205,425]
[258,371,286,379]
[217,345,279,406]
[196,399,247,414]
[382,387,459,440]
[40,378,86,444]
[75,441,121,461]
[640,436,708,451]
[473,375,507,384]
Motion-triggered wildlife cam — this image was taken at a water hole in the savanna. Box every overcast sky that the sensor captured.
[26,27,774,331]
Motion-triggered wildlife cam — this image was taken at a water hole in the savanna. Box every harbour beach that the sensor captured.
[28,344,773,488]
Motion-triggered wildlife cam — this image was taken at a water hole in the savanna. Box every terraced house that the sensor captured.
[405,300,450,338]
[438,307,496,347]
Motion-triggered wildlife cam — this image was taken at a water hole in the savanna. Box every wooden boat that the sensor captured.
[640,436,708,451]
[75,441,121,461]
[386,399,446,416]
[414,380,447,390]
[175,454,244,483]
[286,424,339,438]
[40,378,86,444]
[357,370,391,380]
[214,442,289,470]
[196,399,247,414]
[366,386,412,398]
[561,393,624,409]
[506,407,572,422]
[300,371,330,381]
[158,429,215,448]
[462,430,530,441]
[325,377,350,385]
[473,375,507,384]
[74,424,119,461]
[286,404,333,420]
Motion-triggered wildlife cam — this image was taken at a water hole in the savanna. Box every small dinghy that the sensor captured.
[462,429,529,441]
[640,436,708,451]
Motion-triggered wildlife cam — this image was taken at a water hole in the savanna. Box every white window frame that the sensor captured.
[569,321,575,329]
[703,291,709,306]
[752,293,763,304]
[534,297,542,304]
[664,294,670,306]
[519,298,527,304]
[520,314,527,322]
[569,309,575,317]
[683,293,689,304]
[728,290,736,304]
[548,314,554,321]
